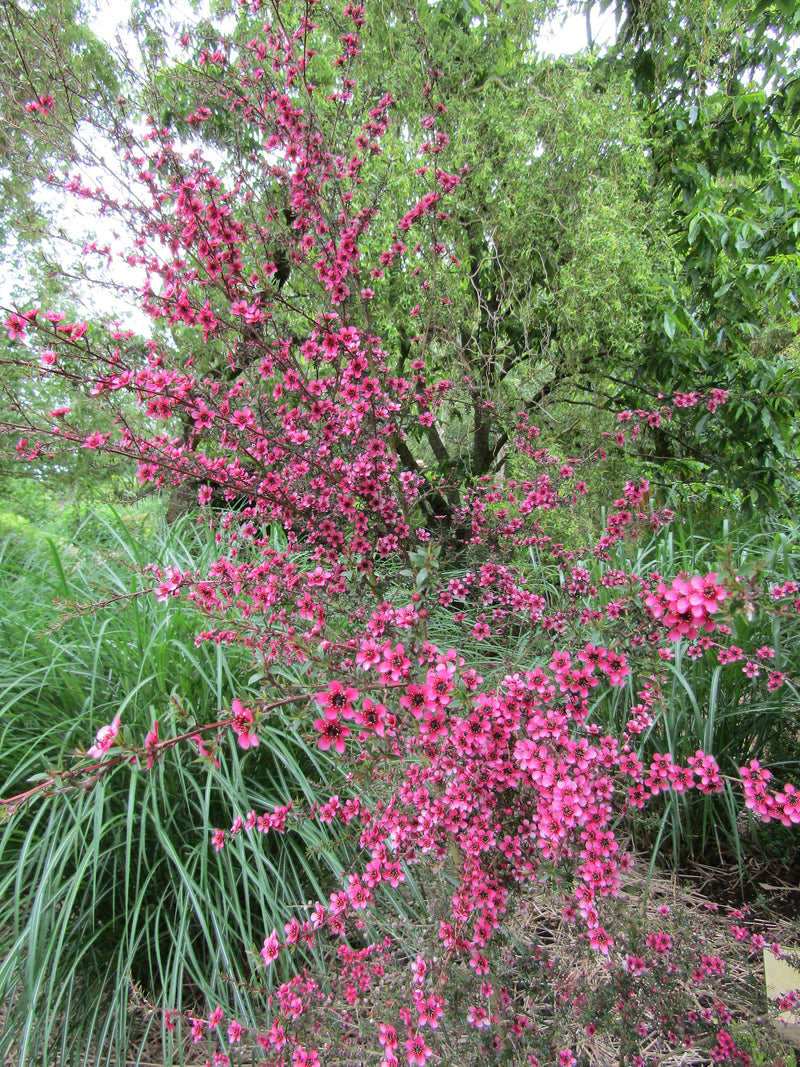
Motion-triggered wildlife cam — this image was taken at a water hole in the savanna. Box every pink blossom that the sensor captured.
[315,680,359,718]
[379,642,411,682]
[261,929,280,966]
[81,431,110,450]
[379,1023,398,1049]
[645,572,727,642]
[192,734,220,769]
[467,1004,491,1028]
[589,926,614,955]
[231,699,259,749]
[143,720,160,769]
[5,312,29,340]
[292,1048,320,1067]
[313,710,351,753]
[346,873,372,908]
[354,696,387,737]
[646,931,672,954]
[86,714,121,758]
[405,1032,434,1066]
[415,993,444,1028]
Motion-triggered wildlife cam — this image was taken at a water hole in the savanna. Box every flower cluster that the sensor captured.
[740,760,800,826]
[644,573,728,641]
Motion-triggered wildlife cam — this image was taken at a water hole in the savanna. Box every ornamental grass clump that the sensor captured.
[0,516,359,1066]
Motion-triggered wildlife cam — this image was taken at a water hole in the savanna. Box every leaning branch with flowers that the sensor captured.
[1,0,799,1064]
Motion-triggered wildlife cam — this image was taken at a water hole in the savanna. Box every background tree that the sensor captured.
[149,0,800,511]
[0,0,120,294]
[3,0,799,521]
[586,0,800,505]
[113,0,673,531]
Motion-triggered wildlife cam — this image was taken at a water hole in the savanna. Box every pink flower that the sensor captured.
[646,573,727,642]
[86,714,121,758]
[589,926,614,955]
[624,955,647,975]
[261,929,280,966]
[5,312,28,340]
[292,1049,320,1067]
[405,1032,434,1066]
[81,431,110,450]
[646,931,672,954]
[26,93,53,115]
[143,720,159,769]
[268,1018,287,1048]
[315,680,359,719]
[346,873,372,908]
[600,650,630,686]
[424,666,454,706]
[400,683,429,719]
[415,993,444,1028]
[767,670,787,691]
[467,1004,491,1028]
[355,639,382,669]
[378,641,411,682]
[192,734,220,768]
[354,696,387,737]
[313,710,351,753]
[231,699,259,749]
[683,573,727,616]
[379,1023,398,1049]
[687,750,723,793]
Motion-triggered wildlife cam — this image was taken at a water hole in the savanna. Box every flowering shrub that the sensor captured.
[1,0,799,1063]
[137,854,799,1066]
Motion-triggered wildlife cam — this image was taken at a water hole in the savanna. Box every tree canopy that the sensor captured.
[1,0,798,511]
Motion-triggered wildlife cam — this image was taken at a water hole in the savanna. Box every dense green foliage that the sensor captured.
[597,0,800,504]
